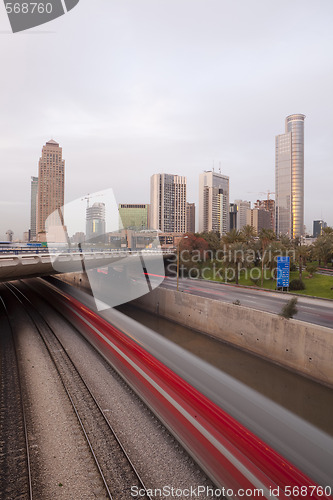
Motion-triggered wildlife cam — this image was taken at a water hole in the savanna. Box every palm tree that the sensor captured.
[313,228,333,267]
[221,229,243,245]
[266,240,283,279]
[227,242,248,285]
[240,224,257,244]
[296,245,310,280]
[259,229,276,287]
[280,234,293,250]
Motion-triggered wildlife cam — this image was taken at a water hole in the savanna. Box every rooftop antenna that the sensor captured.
[212,160,215,172]
[219,161,221,174]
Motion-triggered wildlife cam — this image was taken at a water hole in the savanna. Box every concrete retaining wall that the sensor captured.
[56,272,92,293]
[132,287,333,387]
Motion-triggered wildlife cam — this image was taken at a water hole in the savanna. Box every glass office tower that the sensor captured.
[275,114,305,238]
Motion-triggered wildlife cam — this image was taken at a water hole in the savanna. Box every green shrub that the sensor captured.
[306,264,318,276]
[289,279,305,290]
[280,297,298,319]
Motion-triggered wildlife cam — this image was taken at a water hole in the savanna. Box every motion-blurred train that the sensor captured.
[27,276,333,500]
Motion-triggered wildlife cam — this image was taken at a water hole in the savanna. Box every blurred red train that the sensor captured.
[29,277,333,500]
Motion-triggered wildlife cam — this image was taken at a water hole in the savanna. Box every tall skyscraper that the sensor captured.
[234,199,251,231]
[186,202,196,233]
[86,202,106,242]
[275,114,305,238]
[150,174,187,233]
[30,176,38,241]
[37,139,65,237]
[199,171,229,235]
[6,230,13,242]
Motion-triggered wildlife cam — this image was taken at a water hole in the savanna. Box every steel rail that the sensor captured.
[6,281,153,500]
[0,294,33,500]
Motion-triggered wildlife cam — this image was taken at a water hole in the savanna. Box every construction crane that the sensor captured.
[265,190,275,200]
[247,190,275,201]
[81,193,103,209]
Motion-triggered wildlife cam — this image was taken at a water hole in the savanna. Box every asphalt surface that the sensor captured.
[161,277,333,329]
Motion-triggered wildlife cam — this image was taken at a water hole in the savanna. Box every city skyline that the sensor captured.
[4,142,332,241]
[1,1,333,238]
[4,148,333,241]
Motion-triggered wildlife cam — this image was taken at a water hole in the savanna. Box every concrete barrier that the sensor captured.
[132,287,333,387]
[56,272,92,293]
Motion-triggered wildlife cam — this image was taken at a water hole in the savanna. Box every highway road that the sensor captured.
[161,277,333,329]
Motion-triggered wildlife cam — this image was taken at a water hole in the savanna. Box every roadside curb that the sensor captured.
[187,278,333,303]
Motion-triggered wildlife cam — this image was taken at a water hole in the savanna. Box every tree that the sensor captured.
[198,231,221,255]
[225,242,248,285]
[179,233,209,276]
[280,234,293,250]
[296,245,310,280]
[221,229,244,245]
[240,225,257,244]
[266,240,284,279]
[180,233,209,257]
[258,229,277,287]
[313,227,333,267]
[306,263,318,277]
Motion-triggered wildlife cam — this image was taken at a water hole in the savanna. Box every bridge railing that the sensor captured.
[0,246,176,256]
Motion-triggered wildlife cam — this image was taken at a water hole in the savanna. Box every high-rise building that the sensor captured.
[229,203,238,231]
[37,139,65,238]
[150,174,186,233]
[86,202,106,242]
[313,220,327,238]
[119,204,150,230]
[186,202,196,233]
[254,199,275,232]
[30,176,38,241]
[6,230,13,242]
[275,114,305,238]
[199,171,229,235]
[234,200,251,231]
[246,208,271,234]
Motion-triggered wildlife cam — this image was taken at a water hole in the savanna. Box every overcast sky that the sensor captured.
[1,0,333,239]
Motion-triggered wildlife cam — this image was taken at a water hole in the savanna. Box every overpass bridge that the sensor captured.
[0,248,175,283]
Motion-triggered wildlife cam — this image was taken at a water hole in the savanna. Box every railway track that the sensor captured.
[0,296,33,500]
[4,282,153,500]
